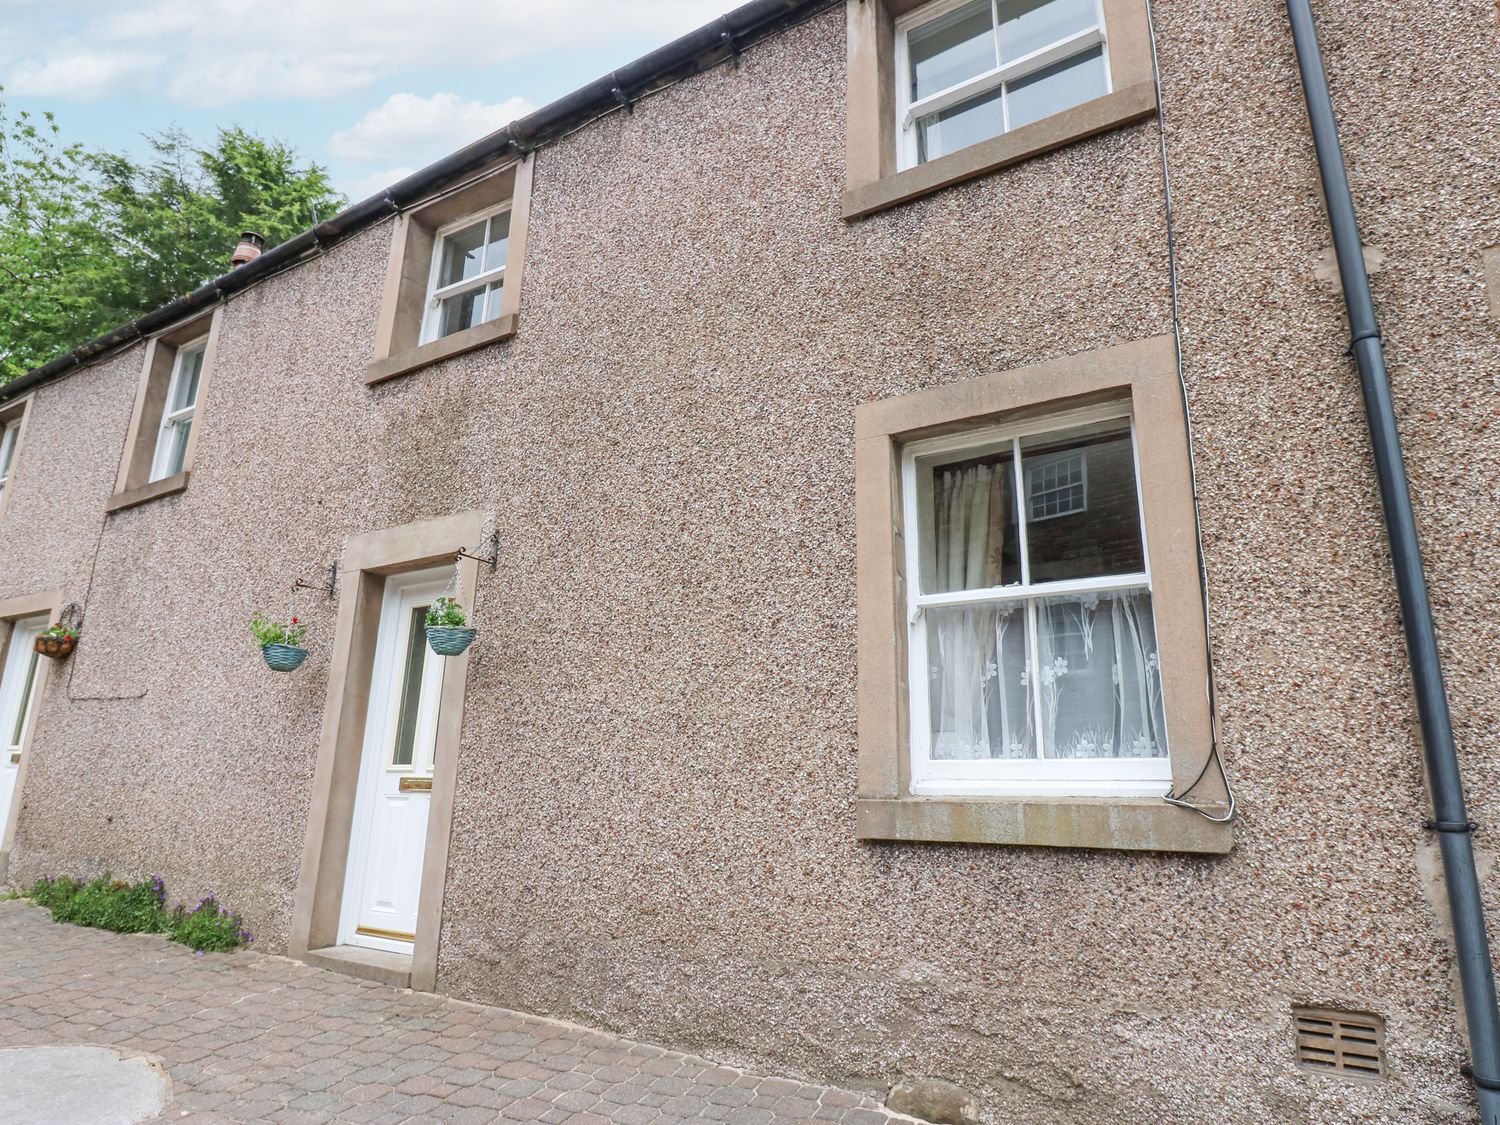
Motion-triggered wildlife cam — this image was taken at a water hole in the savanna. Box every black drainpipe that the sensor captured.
[1286,1,1500,1117]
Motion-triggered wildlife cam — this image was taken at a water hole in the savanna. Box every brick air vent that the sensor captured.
[1293,1006,1386,1081]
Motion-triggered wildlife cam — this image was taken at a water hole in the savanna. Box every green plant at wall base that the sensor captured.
[167,896,251,953]
[250,611,307,649]
[426,596,467,628]
[22,874,253,952]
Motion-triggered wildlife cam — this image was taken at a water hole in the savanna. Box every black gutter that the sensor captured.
[1286,2,1500,1117]
[0,0,835,405]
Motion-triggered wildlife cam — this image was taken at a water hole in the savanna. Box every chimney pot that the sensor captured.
[231,231,266,268]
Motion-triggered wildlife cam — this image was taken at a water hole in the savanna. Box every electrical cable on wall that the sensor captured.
[1143,0,1236,825]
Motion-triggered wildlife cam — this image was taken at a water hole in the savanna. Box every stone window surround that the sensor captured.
[365,156,535,387]
[0,589,63,883]
[855,334,1232,853]
[108,307,223,514]
[289,510,485,992]
[0,395,32,524]
[843,0,1159,220]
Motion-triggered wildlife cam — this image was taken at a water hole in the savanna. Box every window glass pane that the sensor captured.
[391,606,429,768]
[1021,419,1143,583]
[920,446,1020,594]
[1035,590,1165,758]
[908,0,996,101]
[925,603,1035,759]
[437,288,485,338]
[483,211,511,273]
[484,282,503,323]
[997,0,1099,62]
[160,419,192,479]
[0,423,16,479]
[1005,44,1107,130]
[438,222,486,288]
[171,346,206,412]
[917,83,1006,164]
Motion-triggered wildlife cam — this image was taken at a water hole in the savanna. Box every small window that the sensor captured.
[896,0,1110,168]
[1026,449,1087,520]
[904,407,1167,793]
[109,311,217,512]
[149,337,206,483]
[421,205,511,345]
[0,417,19,506]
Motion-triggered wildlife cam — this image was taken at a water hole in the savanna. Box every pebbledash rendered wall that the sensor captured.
[2,0,1498,1121]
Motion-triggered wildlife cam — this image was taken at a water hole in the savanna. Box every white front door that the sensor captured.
[0,617,46,845]
[339,570,448,953]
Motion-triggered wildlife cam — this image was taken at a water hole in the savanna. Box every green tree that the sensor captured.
[0,103,113,379]
[0,101,345,383]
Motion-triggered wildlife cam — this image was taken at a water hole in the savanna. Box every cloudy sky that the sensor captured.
[1,0,739,201]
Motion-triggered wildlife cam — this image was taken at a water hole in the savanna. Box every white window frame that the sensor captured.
[894,0,1112,170]
[419,201,512,345]
[149,336,207,483]
[901,401,1169,796]
[0,418,18,504]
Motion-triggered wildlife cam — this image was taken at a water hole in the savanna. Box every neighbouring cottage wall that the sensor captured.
[1,1,1498,1123]
[0,347,143,601]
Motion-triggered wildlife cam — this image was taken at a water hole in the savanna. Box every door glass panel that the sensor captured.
[1020,419,1143,583]
[390,607,429,767]
[909,0,997,101]
[438,222,486,288]
[997,0,1098,62]
[925,603,1035,760]
[917,84,1006,163]
[1005,44,1107,130]
[7,650,38,750]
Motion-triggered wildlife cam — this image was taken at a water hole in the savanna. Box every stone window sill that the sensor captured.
[365,313,518,387]
[105,471,189,514]
[856,795,1232,854]
[842,81,1158,221]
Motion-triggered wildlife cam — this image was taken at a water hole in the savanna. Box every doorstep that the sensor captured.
[303,945,412,988]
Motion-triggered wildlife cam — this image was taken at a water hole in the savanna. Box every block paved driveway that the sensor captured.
[0,901,917,1124]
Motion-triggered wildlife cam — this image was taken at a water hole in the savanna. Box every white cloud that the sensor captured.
[3,1,738,107]
[6,51,163,100]
[330,93,535,164]
[338,166,417,202]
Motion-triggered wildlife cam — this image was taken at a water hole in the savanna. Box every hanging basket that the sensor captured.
[35,633,77,660]
[262,643,309,672]
[426,626,476,657]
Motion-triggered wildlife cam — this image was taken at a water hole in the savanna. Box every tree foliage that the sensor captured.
[0,98,344,382]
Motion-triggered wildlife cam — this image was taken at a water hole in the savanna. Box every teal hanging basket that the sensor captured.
[262,643,309,672]
[426,626,476,657]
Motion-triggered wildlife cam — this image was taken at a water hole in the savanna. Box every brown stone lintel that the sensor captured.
[105,471,190,513]
[856,795,1233,854]
[364,314,518,386]
[841,81,1159,221]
